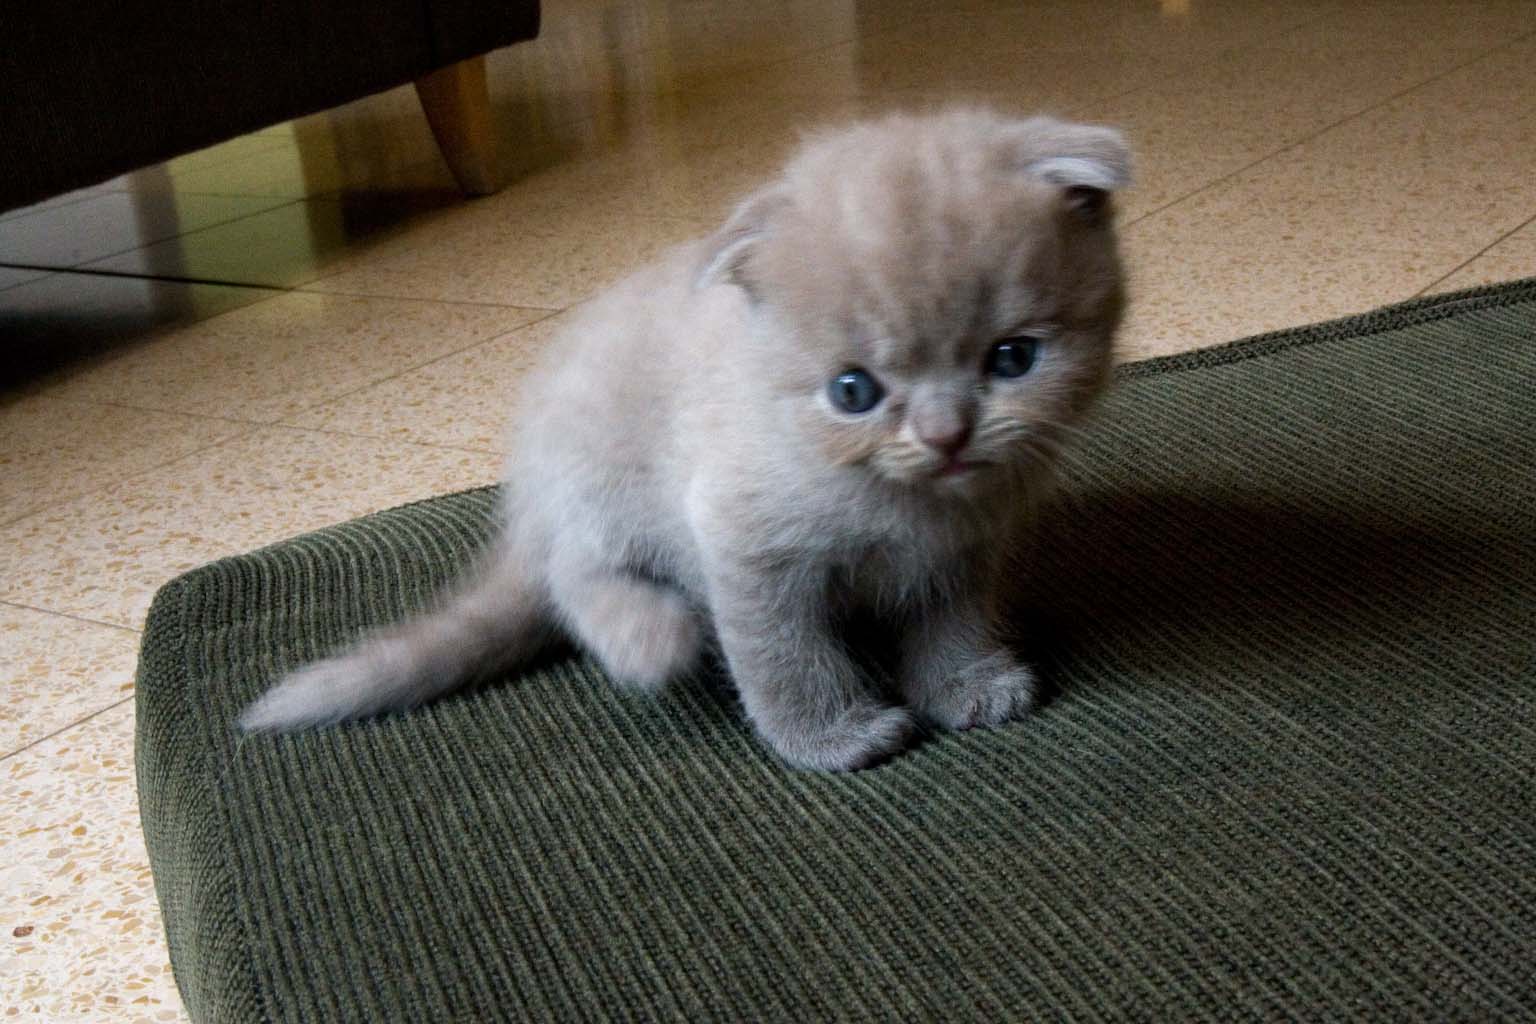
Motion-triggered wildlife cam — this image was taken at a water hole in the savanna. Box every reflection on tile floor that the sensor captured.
[3,0,1535,1018]
[0,275,275,388]
[0,193,292,268]
[34,292,551,422]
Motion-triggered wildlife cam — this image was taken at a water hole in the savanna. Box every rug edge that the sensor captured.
[1114,276,1536,381]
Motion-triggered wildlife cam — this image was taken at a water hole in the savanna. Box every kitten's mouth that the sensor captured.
[934,458,985,479]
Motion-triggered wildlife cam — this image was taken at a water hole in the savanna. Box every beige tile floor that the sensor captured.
[4,0,1535,1018]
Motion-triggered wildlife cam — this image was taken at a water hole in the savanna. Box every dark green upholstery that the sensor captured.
[137,281,1536,1021]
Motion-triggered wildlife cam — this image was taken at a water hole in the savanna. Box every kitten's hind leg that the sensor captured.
[551,569,702,690]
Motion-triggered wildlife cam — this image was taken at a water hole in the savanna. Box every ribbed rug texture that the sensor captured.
[137,281,1536,1022]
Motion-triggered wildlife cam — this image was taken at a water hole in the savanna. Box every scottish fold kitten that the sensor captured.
[241,109,1130,771]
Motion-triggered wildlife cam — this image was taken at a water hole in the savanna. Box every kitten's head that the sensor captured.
[698,109,1130,497]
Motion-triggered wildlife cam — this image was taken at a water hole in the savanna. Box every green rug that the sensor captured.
[137,281,1536,1022]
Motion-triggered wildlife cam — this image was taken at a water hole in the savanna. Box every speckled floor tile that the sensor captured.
[1069,87,1315,223]
[1114,232,1461,362]
[869,2,1329,64]
[1131,41,1536,255]
[0,607,139,756]
[1272,0,1536,56]
[613,0,860,83]
[1,704,186,1022]
[284,313,569,451]
[33,292,551,423]
[306,203,707,307]
[0,427,504,630]
[1131,153,1533,262]
[0,397,247,525]
[754,36,1167,108]
[1428,224,1536,294]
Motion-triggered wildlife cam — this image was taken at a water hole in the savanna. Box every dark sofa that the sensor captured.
[0,0,541,212]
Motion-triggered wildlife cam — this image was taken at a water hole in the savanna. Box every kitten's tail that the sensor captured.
[237,539,550,733]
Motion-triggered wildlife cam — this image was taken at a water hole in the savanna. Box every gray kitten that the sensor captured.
[241,109,1130,771]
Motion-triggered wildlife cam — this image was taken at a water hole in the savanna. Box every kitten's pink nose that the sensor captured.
[918,421,973,458]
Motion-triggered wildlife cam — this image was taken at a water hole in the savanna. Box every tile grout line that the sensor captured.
[0,196,304,273]
[276,308,566,420]
[62,196,303,272]
[0,695,137,765]
[97,188,321,202]
[0,599,142,633]
[1122,27,1536,231]
[0,189,107,225]
[0,257,571,311]
[0,411,507,538]
[1,304,557,530]
[0,422,264,533]
[259,422,509,458]
[296,203,711,294]
[23,394,280,428]
[0,412,501,540]
[0,259,293,293]
[22,306,560,435]
[1414,211,1536,298]
[241,419,514,458]
[291,281,570,310]
[65,192,311,266]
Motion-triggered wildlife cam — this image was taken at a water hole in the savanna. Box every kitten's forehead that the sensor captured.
[757,114,1066,356]
[852,277,1047,371]
[785,193,1060,369]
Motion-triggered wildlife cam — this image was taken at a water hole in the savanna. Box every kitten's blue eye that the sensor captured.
[986,336,1040,379]
[828,368,884,414]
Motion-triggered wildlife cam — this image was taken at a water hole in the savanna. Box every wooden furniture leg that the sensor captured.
[414,55,498,196]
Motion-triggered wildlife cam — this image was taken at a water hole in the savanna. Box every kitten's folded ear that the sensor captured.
[694,186,789,294]
[1009,116,1133,221]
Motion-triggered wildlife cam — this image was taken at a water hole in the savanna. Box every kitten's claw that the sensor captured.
[761,702,914,772]
[921,657,1037,731]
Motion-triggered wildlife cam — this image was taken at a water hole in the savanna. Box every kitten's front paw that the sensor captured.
[760,702,914,772]
[919,656,1037,732]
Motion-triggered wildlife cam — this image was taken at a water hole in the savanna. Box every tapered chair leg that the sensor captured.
[414,55,499,196]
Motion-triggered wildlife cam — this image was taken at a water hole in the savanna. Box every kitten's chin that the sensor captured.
[868,448,996,495]
[935,458,986,480]
[887,459,993,496]
[930,465,990,496]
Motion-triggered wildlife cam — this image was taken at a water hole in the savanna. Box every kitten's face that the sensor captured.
[720,111,1126,498]
[797,308,1114,496]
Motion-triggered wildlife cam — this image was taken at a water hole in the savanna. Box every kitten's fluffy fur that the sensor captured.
[241,109,1130,771]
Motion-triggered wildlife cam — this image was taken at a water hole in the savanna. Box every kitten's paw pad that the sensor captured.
[767,704,914,773]
[593,591,701,690]
[925,660,1037,731]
